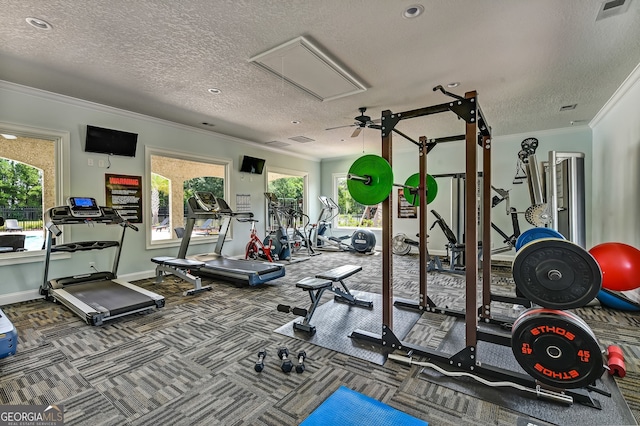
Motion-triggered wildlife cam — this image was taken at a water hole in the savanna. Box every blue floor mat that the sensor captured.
[300,386,428,426]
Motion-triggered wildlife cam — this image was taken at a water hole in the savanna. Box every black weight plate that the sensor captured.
[511,308,603,389]
[513,238,602,309]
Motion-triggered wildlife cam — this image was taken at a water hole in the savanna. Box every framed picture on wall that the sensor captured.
[397,188,417,219]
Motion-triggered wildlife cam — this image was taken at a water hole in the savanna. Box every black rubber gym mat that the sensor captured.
[426,319,636,425]
[274,291,421,365]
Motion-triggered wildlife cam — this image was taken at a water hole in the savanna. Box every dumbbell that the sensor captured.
[254,349,267,372]
[295,350,307,373]
[277,347,294,373]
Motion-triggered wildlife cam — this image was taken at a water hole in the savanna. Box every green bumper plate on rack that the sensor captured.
[347,155,393,205]
[403,173,438,206]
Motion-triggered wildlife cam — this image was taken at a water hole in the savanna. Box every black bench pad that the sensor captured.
[315,264,362,281]
[296,277,332,290]
[152,257,205,268]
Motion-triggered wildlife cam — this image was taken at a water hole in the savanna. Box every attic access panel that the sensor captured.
[249,36,366,102]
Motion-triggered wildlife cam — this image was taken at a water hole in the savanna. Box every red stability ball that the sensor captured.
[589,242,640,292]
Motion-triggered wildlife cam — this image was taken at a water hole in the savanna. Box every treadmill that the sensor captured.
[40,197,165,326]
[179,192,285,286]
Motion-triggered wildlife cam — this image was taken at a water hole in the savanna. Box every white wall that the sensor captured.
[320,124,593,259]
[0,81,320,300]
[591,64,640,247]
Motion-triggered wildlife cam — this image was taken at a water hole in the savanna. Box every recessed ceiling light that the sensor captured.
[25,17,52,30]
[291,120,301,125]
[207,88,221,94]
[402,4,424,19]
[1,134,18,139]
[447,82,460,88]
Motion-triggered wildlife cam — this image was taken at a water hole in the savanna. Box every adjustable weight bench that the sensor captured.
[277,264,372,334]
[151,256,212,296]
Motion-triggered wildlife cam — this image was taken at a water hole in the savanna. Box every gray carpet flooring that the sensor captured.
[0,250,638,426]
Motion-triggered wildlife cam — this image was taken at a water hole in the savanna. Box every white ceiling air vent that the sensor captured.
[596,0,632,21]
[249,36,366,102]
[288,136,315,143]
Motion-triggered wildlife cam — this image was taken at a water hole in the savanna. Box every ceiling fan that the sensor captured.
[325,107,381,138]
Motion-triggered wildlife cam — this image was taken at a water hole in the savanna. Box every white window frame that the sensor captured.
[144,146,231,250]
[265,166,309,229]
[332,172,382,230]
[0,122,70,265]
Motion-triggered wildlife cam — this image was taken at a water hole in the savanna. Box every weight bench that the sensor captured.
[277,264,372,334]
[151,256,212,296]
[429,210,469,275]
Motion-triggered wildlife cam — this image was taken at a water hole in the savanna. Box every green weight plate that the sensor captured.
[403,173,438,206]
[347,155,393,205]
[511,308,604,389]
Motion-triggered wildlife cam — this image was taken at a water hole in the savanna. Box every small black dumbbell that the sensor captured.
[254,349,267,372]
[295,350,307,373]
[277,347,293,373]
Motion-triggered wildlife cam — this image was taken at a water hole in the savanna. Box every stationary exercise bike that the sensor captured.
[240,218,274,262]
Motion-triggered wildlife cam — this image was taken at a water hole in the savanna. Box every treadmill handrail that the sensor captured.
[52,241,120,253]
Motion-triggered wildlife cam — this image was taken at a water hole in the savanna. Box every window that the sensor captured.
[0,122,70,262]
[146,148,229,247]
[266,169,308,233]
[334,174,381,229]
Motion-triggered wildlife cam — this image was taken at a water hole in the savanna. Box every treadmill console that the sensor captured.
[67,197,102,218]
[194,192,218,212]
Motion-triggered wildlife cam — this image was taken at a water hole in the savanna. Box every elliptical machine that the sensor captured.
[263,192,318,260]
[309,196,376,254]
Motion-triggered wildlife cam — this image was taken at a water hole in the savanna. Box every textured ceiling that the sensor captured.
[1,0,639,159]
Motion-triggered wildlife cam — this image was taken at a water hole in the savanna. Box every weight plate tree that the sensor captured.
[511,308,604,389]
[347,154,394,205]
[513,238,602,309]
[403,173,438,206]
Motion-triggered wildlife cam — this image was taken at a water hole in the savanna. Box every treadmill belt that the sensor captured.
[65,280,156,316]
[204,258,282,275]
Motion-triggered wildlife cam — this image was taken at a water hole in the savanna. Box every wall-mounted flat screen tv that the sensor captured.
[85,125,138,157]
[240,155,266,174]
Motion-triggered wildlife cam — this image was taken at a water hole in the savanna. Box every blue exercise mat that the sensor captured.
[597,289,640,311]
[300,386,428,426]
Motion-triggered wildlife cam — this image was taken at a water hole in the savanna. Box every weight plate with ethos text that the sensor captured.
[511,308,604,389]
[513,238,602,309]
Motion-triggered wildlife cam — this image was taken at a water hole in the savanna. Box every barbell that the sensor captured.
[346,154,438,206]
